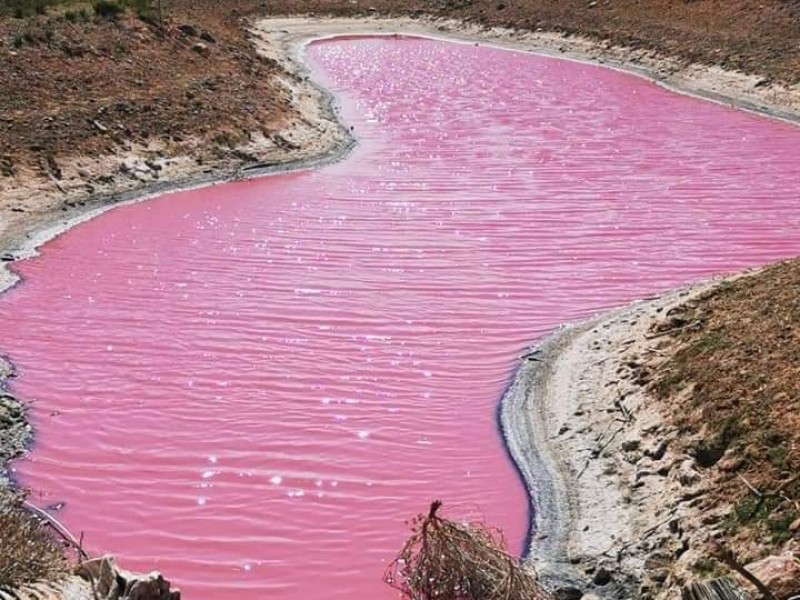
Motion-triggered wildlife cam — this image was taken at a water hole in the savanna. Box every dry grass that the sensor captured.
[0,2,293,174]
[385,501,550,600]
[653,260,800,554]
[0,489,70,589]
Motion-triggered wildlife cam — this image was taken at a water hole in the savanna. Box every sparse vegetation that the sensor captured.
[1,0,157,21]
[0,490,69,589]
[1,0,58,18]
[92,0,124,19]
[654,262,800,551]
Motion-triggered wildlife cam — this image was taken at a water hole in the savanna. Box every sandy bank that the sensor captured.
[501,283,721,598]
[252,15,800,124]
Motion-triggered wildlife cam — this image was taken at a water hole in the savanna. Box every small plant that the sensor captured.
[93,0,125,19]
[385,501,551,600]
[766,445,788,471]
[733,493,780,525]
[0,490,69,588]
[129,0,152,19]
[2,0,54,18]
[691,556,726,580]
[64,7,91,22]
[767,513,795,544]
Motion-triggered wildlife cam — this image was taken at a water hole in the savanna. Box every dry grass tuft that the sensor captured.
[385,501,551,600]
[0,489,69,589]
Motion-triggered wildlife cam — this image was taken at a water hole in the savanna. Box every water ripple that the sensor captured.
[3,36,800,599]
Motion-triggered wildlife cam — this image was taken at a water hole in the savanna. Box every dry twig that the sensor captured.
[385,501,551,600]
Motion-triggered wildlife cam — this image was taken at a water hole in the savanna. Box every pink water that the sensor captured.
[3,37,800,598]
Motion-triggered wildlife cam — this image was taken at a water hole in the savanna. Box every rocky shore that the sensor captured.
[0,556,180,600]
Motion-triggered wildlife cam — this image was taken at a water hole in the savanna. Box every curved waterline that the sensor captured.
[2,35,800,599]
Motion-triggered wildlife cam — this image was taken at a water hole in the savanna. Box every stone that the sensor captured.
[592,567,612,586]
[645,438,669,460]
[192,42,209,56]
[177,24,198,37]
[676,460,702,486]
[644,551,672,584]
[742,553,800,600]
[553,586,583,600]
[621,437,641,452]
[718,456,745,472]
[77,556,180,599]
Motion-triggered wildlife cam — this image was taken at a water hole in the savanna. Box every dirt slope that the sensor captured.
[1,7,295,177]
[651,262,800,559]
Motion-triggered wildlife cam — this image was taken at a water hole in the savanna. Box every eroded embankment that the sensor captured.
[502,273,799,599]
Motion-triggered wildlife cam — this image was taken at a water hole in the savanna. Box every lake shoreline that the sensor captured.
[2,16,800,598]
[501,281,724,598]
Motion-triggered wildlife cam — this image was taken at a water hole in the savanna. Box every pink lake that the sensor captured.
[3,37,800,598]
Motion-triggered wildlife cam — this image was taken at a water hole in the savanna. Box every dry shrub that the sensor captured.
[385,501,551,600]
[0,489,69,588]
